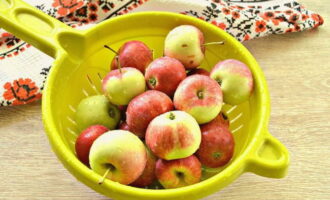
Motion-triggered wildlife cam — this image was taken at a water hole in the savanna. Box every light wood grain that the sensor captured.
[1,1,329,199]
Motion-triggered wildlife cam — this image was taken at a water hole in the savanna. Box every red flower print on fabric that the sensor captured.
[261,11,275,21]
[277,16,286,22]
[255,20,267,33]
[211,20,226,30]
[244,34,250,41]
[286,28,293,33]
[89,3,98,12]
[311,13,324,27]
[260,11,280,25]
[289,14,299,23]
[294,24,301,32]
[89,13,98,21]
[302,14,309,21]
[3,78,42,105]
[232,11,240,19]
[271,19,280,26]
[311,13,319,21]
[217,22,226,30]
[52,0,84,17]
[222,8,230,15]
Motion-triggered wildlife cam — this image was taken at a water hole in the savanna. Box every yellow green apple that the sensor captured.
[75,95,120,131]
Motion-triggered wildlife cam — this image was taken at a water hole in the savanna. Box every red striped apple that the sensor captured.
[145,56,186,96]
[111,41,153,73]
[155,155,202,189]
[174,75,223,124]
[126,90,174,138]
[102,67,146,105]
[196,115,235,168]
[210,59,253,105]
[89,130,147,185]
[131,146,157,187]
[146,111,201,160]
[75,125,109,166]
[164,25,205,69]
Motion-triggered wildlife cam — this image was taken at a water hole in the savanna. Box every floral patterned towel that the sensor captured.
[0,0,323,106]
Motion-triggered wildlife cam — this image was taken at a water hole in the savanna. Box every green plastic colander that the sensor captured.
[0,0,289,199]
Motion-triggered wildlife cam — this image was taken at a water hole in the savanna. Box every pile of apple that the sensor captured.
[74,25,254,189]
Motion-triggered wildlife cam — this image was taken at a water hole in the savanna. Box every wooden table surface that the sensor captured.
[1,1,329,199]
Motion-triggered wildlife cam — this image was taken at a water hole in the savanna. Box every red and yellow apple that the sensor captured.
[145,56,186,96]
[89,130,147,185]
[155,155,202,189]
[174,75,223,124]
[210,59,253,105]
[164,25,205,69]
[146,111,201,160]
[196,115,235,168]
[126,90,174,138]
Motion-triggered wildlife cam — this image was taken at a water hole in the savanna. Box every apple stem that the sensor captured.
[116,55,122,74]
[104,45,118,55]
[104,45,122,74]
[98,168,111,185]
[203,41,225,46]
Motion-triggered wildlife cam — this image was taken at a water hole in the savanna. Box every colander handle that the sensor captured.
[0,0,75,58]
[246,130,289,178]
